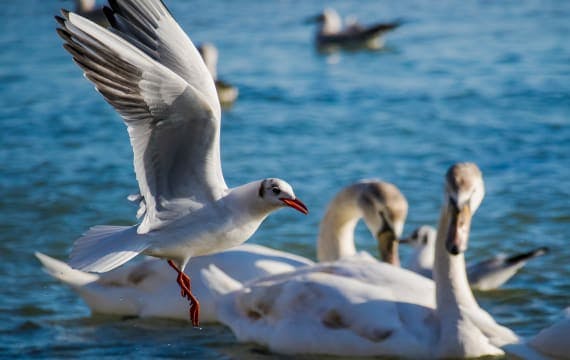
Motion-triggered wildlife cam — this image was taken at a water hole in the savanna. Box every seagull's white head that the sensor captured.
[258,178,308,215]
[314,8,342,33]
[443,162,485,256]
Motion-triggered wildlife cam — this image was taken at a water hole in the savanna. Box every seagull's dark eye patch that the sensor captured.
[258,179,267,198]
[422,235,428,245]
[272,187,281,195]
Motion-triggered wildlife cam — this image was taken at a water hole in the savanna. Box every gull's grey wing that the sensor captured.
[467,247,548,290]
[57,10,227,234]
[104,0,221,118]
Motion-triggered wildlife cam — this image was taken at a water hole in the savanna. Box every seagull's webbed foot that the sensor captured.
[167,260,201,327]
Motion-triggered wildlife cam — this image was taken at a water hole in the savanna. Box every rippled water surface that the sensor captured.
[1,0,569,358]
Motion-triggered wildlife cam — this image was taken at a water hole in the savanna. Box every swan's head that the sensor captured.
[358,181,408,262]
[258,178,308,215]
[401,225,437,249]
[444,163,485,256]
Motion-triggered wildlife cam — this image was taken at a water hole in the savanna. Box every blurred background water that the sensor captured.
[0,0,569,358]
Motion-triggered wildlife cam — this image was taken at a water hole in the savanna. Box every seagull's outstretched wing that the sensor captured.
[467,246,548,290]
[56,6,227,234]
[103,0,220,116]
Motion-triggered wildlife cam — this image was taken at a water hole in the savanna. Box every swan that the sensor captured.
[36,180,408,323]
[197,43,239,108]
[503,308,570,359]
[308,8,401,52]
[55,0,308,326]
[202,163,518,357]
[404,225,548,290]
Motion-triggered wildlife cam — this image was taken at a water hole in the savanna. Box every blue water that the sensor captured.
[1,0,569,358]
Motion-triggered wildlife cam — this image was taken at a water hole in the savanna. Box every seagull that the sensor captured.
[54,0,308,327]
[201,163,518,357]
[403,225,548,290]
[309,8,401,52]
[197,43,239,109]
[35,180,405,323]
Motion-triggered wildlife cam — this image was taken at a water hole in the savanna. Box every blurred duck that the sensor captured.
[35,180,407,323]
[309,8,401,52]
[404,225,548,291]
[201,163,517,357]
[197,43,238,108]
[75,0,109,27]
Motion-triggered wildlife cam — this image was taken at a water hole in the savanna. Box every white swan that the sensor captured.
[404,225,548,290]
[503,308,570,359]
[202,163,518,357]
[36,180,408,323]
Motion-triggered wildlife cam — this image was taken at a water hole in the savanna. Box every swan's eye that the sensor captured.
[272,188,281,195]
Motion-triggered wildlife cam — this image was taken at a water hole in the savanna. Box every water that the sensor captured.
[0,0,568,358]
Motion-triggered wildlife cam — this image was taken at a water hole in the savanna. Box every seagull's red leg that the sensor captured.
[167,260,201,327]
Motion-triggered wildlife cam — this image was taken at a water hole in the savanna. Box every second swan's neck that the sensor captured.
[317,185,362,262]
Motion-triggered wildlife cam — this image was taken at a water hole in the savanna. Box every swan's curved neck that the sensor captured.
[317,185,361,262]
[434,203,479,311]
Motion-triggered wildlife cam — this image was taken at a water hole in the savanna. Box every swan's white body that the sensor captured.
[37,181,406,323]
[202,163,518,357]
[503,308,570,359]
[35,245,312,322]
[406,225,548,290]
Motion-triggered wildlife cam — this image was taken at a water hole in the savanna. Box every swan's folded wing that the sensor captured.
[57,11,227,233]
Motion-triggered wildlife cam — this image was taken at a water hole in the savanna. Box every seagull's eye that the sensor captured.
[272,188,281,195]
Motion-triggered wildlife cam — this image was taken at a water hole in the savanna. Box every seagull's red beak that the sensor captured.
[280,198,309,215]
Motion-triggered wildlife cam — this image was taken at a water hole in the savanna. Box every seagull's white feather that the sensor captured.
[69,225,147,272]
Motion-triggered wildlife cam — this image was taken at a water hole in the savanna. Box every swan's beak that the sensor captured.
[376,225,399,266]
[280,198,309,215]
[398,236,410,245]
[446,204,471,255]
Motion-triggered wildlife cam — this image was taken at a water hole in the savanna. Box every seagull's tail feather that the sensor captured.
[200,264,242,298]
[505,246,549,265]
[36,252,99,287]
[69,225,149,273]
